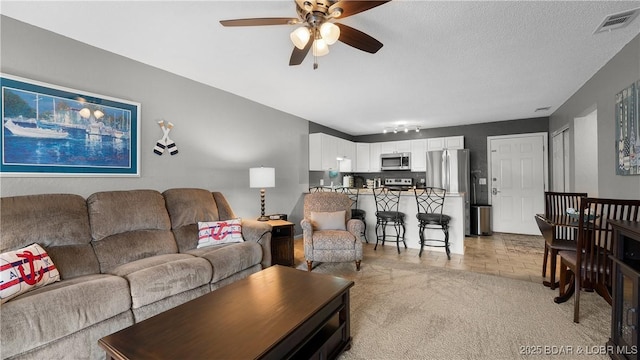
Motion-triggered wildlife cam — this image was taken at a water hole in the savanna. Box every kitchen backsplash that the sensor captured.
[309,170,427,188]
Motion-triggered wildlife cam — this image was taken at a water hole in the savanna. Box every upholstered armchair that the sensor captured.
[301,192,364,271]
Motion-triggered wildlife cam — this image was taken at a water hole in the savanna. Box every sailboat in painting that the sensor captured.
[3,95,69,139]
[4,119,69,139]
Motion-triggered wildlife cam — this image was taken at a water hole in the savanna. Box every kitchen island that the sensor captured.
[310,187,466,255]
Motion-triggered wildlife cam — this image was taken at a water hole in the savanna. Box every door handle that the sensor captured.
[492,188,500,195]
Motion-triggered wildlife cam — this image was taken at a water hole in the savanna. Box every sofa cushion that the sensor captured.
[87,190,178,273]
[163,188,220,229]
[0,194,99,279]
[1,243,60,303]
[1,274,130,358]
[91,229,178,273]
[163,188,221,253]
[186,242,262,283]
[87,190,172,241]
[109,254,212,309]
[197,219,243,248]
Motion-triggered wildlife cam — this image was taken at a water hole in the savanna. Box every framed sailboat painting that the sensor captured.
[0,74,140,176]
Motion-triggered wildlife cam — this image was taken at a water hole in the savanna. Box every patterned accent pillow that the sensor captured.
[197,218,244,248]
[310,210,346,231]
[1,243,60,304]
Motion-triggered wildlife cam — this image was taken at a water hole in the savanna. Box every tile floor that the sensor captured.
[295,232,557,285]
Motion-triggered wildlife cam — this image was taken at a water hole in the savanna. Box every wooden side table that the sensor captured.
[266,219,295,266]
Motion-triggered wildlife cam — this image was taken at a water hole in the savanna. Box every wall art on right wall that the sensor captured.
[616,80,640,175]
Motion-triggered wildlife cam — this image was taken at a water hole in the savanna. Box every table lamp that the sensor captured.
[249,167,275,221]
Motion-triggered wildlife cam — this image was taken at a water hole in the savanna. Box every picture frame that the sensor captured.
[615,80,640,176]
[1,74,140,176]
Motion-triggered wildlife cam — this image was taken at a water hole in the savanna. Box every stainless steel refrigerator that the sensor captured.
[426,149,471,236]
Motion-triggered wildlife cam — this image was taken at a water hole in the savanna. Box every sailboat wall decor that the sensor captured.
[615,80,640,176]
[0,74,140,176]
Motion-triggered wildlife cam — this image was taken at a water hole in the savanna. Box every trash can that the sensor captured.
[471,205,492,236]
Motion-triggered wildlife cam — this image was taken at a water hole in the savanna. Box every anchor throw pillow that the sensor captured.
[0,243,60,304]
[197,218,244,248]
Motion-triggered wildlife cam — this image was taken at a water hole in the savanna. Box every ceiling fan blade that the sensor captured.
[219,18,298,27]
[289,39,313,66]
[335,23,383,54]
[328,1,390,19]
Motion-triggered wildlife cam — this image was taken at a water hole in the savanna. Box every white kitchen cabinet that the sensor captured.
[427,136,465,151]
[356,143,370,172]
[320,134,338,170]
[410,139,427,172]
[426,137,445,152]
[369,143,382,172]
[336,138,356,172]
[309,133,356,171]
[445,135,464,149]
[380,140,411,154]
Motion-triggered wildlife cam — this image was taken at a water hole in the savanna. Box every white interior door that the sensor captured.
[489,133,547,235]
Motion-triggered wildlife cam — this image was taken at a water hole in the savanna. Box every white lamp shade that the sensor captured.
[250,167,275,188]
[290,27,311,49]
[313,39,329,56]
[320,22,340,45]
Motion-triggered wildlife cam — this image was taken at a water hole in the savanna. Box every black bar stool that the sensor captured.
[309,186,335,193]
[339,187,368,243]
[414,187,451,259]
[373,187,406,253]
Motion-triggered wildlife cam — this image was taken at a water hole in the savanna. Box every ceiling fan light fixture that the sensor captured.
[290,27,311,49]
[320,22,340,45]
[313,38,329,56]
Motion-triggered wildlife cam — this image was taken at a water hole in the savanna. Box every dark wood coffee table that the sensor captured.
[99,265,354,359]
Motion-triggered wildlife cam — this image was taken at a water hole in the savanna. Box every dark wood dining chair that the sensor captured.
[537,192,587,289]
[555,197,640,323]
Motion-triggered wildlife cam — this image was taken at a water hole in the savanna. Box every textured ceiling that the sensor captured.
[2,1,640,135]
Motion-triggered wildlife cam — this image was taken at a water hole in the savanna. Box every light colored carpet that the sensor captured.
[297,259,611,360]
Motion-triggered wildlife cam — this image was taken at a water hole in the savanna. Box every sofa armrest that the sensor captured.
[300,219,314,238]
[241,219,272,268]
[347,219,365,239]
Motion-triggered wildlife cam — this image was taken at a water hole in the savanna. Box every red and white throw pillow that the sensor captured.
[197,218,243,248]
[1,243,60,303]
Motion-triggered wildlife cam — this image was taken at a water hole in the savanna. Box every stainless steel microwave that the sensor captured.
[380,152,411,170]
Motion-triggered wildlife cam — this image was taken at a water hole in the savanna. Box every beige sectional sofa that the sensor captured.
[0,188,272,360]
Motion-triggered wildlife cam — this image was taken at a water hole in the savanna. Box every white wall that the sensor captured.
[0,16,310,220]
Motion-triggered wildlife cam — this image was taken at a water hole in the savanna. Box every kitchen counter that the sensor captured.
[307,187,466,255]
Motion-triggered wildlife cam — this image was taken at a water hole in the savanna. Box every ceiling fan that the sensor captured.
[220,0,390,69]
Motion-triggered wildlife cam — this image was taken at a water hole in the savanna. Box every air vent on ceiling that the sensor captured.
[535,107,551,112]
[594,8,640,34]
